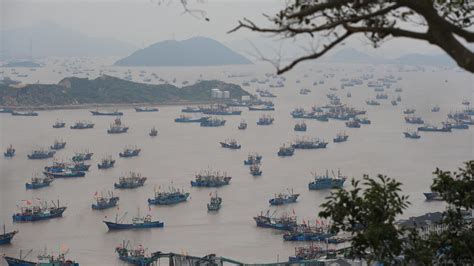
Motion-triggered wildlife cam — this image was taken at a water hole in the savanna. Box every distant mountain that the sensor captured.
[328,48,455,66]
[0,75,250,107]
[115,37,252,67]
[1,22,136,59]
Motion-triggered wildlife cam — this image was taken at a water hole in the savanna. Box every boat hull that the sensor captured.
[12,207,66,222]
[104,221,163,230]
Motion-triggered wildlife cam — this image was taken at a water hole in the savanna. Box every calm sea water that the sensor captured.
[0,60,473,265]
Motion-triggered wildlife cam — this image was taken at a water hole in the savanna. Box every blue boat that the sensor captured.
[70,121,94,129]
[207,192,222,212]
[4,145,15,157]
[92,192,119,210]
[115,241,160,265]
[256,115,274,125]
[114,172,147,189]
[104,213,163,230]
[269,190,299,206]
[90,110,123,116]
[277,145,294,157]
[25,176,53,190]
[119,147,141,158]
[98,156,115,169]
[418,124,452,132]
[308,170,347,190]
[333,132,349,143]
[253,210,297,231]
[250,163,262,176]
[12,200,66,222]
[200,117,226,127]
[72,152,93,162]
[424,192,443,201]
[27,150,55,159]
[174,115,208,123]
[107,117,129,134]
[3,251,79,266]
[52,120,66,128]
[191,170,231,187]
[0,225,18,245]
[345,120,361,128]
[294,121,307,131]
[292,138,328,149]
[283,224,334,241]
[248,105,275,111]
[148,187,189,205]
[244,153,262,165]
[44,170,85,178]
[444,120,469,129]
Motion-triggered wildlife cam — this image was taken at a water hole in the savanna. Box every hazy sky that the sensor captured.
[2,0,447,58]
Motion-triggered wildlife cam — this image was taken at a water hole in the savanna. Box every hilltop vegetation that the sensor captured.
[0,75,250,107]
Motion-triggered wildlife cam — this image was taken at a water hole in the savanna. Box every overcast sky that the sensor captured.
[2,0,447,58]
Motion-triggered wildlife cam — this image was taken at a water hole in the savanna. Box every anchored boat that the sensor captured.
[191,170,231,187]
[0,225,18,245]
[403,131,421,139]
[119,146,141,158]
[107,117,129,134]
[269,189,299,206]
[3,250,78,266]
[98,156,115,169]
[114,172,147,189]
[115,241,161,265]
[254,210,297,231]
[277,145,295,157]
[12,200,66,222]
[207,192,222,212]
[308,170,347,190]
[27,149,55,159]
[250,163,262,176]
[50,139,66,150]
[220,139,241,149]
[25,175,53,190]
[92,192,119,210]
[90,110,123,116]
[70,121,94,129]
[72,151,93,162]
[11,111,38,116]
[52,120,66,128]
[4,145,15,157]
[238,120,247,130]
[333,132,349,143]
[244,153,262,165]
[148,186,189,205]
[294,122,307,131]
[200,117,226,127]
[104,212,163,230]
[256,115,274,125]
[149,127,158,137]
[292,138,328,149]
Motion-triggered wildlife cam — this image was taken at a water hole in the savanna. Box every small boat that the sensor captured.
[12,200,66,222]
[355,116,371,124]
[135,107,159,112]
[365,99,380,106]
[92,192,119,210]
[72,151,93,162]
[0,225,18,245]
[277,145,295,157]
[431,105,440,112]
[403,108,416,114]
[90,110,123,116]
[395,87,403,92]
[289,244,331,262]
[27,149,55,160]
[376,93,388,100]
[405,116,424,124]
[333,132,349,143]
[391,100,398,106]
[50,139,66,150]
[70,121,94,129]
[283,224,334,241]
[248,105,275,111]
[418,124,452,132]
[98,156,115,169]
[25,175,53,190]
[149,127,158,137]
[181,106,202,113]
[103,212,163,230]
[257,115,274,125]
[45,170,85,178]
[4,145,15,157]
[292,138,328,149]
[200,117,226,127]
[403,131,421,139]
[115,241,160,265]
[11,111,38,116]
[250,163,262,176]
[462,100,470,106]
[52,120,66,128]
[107,117,129,134]
[244,153,262,165]
[294,122,307,132]
[238,120,247,130]
[3,250,79,266]
[345,120,361,128]
[220,139,241,149]
[191,170,231,187]
[207,192,222,212]
[308,170,347,190]
[148,186,189,205]
[269,189,299,206]
[174,115,209,123]
[114,172,147,189]
[119,147,141,158]
[423,192,443,201]
[254,210,297,231]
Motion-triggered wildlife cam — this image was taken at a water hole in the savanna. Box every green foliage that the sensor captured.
[319,175,410,264]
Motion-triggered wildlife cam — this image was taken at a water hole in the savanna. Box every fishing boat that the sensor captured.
[294,122,307,131]
[90,110,123,116]
[72,151,93,161]
[149,127,158,137]
[253,210,297,231]
[345,120,361,128]
[12,200,66,222]
[92,192,119,210]
[365,99,380,106]
[114,172,147,189]
[355,116,371,124]
[250,163,262,176]
[397,95,402,102]
[148,186,190,205]
[174,115,209,123]
[220,139,241,149]
[248,105,275,111]
[52,120,66,128]
[462,99,470,106]
[200,117,226,127]
[70,121,94,129]
[376,93,388,100]
[277,145,295,157]
[244,153,262,165]
[444,120,469,129]
[423,192,443,201]
[238,120,247,130]
[50,139,66,150]
[269,190,299,205]
[292,138,328,149]
[115,241,160,265]
[11,111,38,116]
[403,131,421,139]
[25,175,53,190]
[4,145,15,157]
[103,212,163,230]
[191,170,231,187]
[119,146,141,158]
[3,250,79,266]
[289,244,332,262]
[207,192,222,212]
[405,116,424,124]
[181,106,202,113]
[98,156,115,169]
[417,124,452,132]
[0,225,18,245]
[308,170,347,190]
[283,224,334,241]
[333,132,349,143]
[403,108,416,114]
[45,170,85,178]
[202,106,242,115]
[107,117,129,134]
[27,149,55,159]
[256,115,274,125]
[431,105,440,112]
[135,107,159,112]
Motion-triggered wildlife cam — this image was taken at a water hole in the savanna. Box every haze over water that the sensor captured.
[0,61,472,264]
